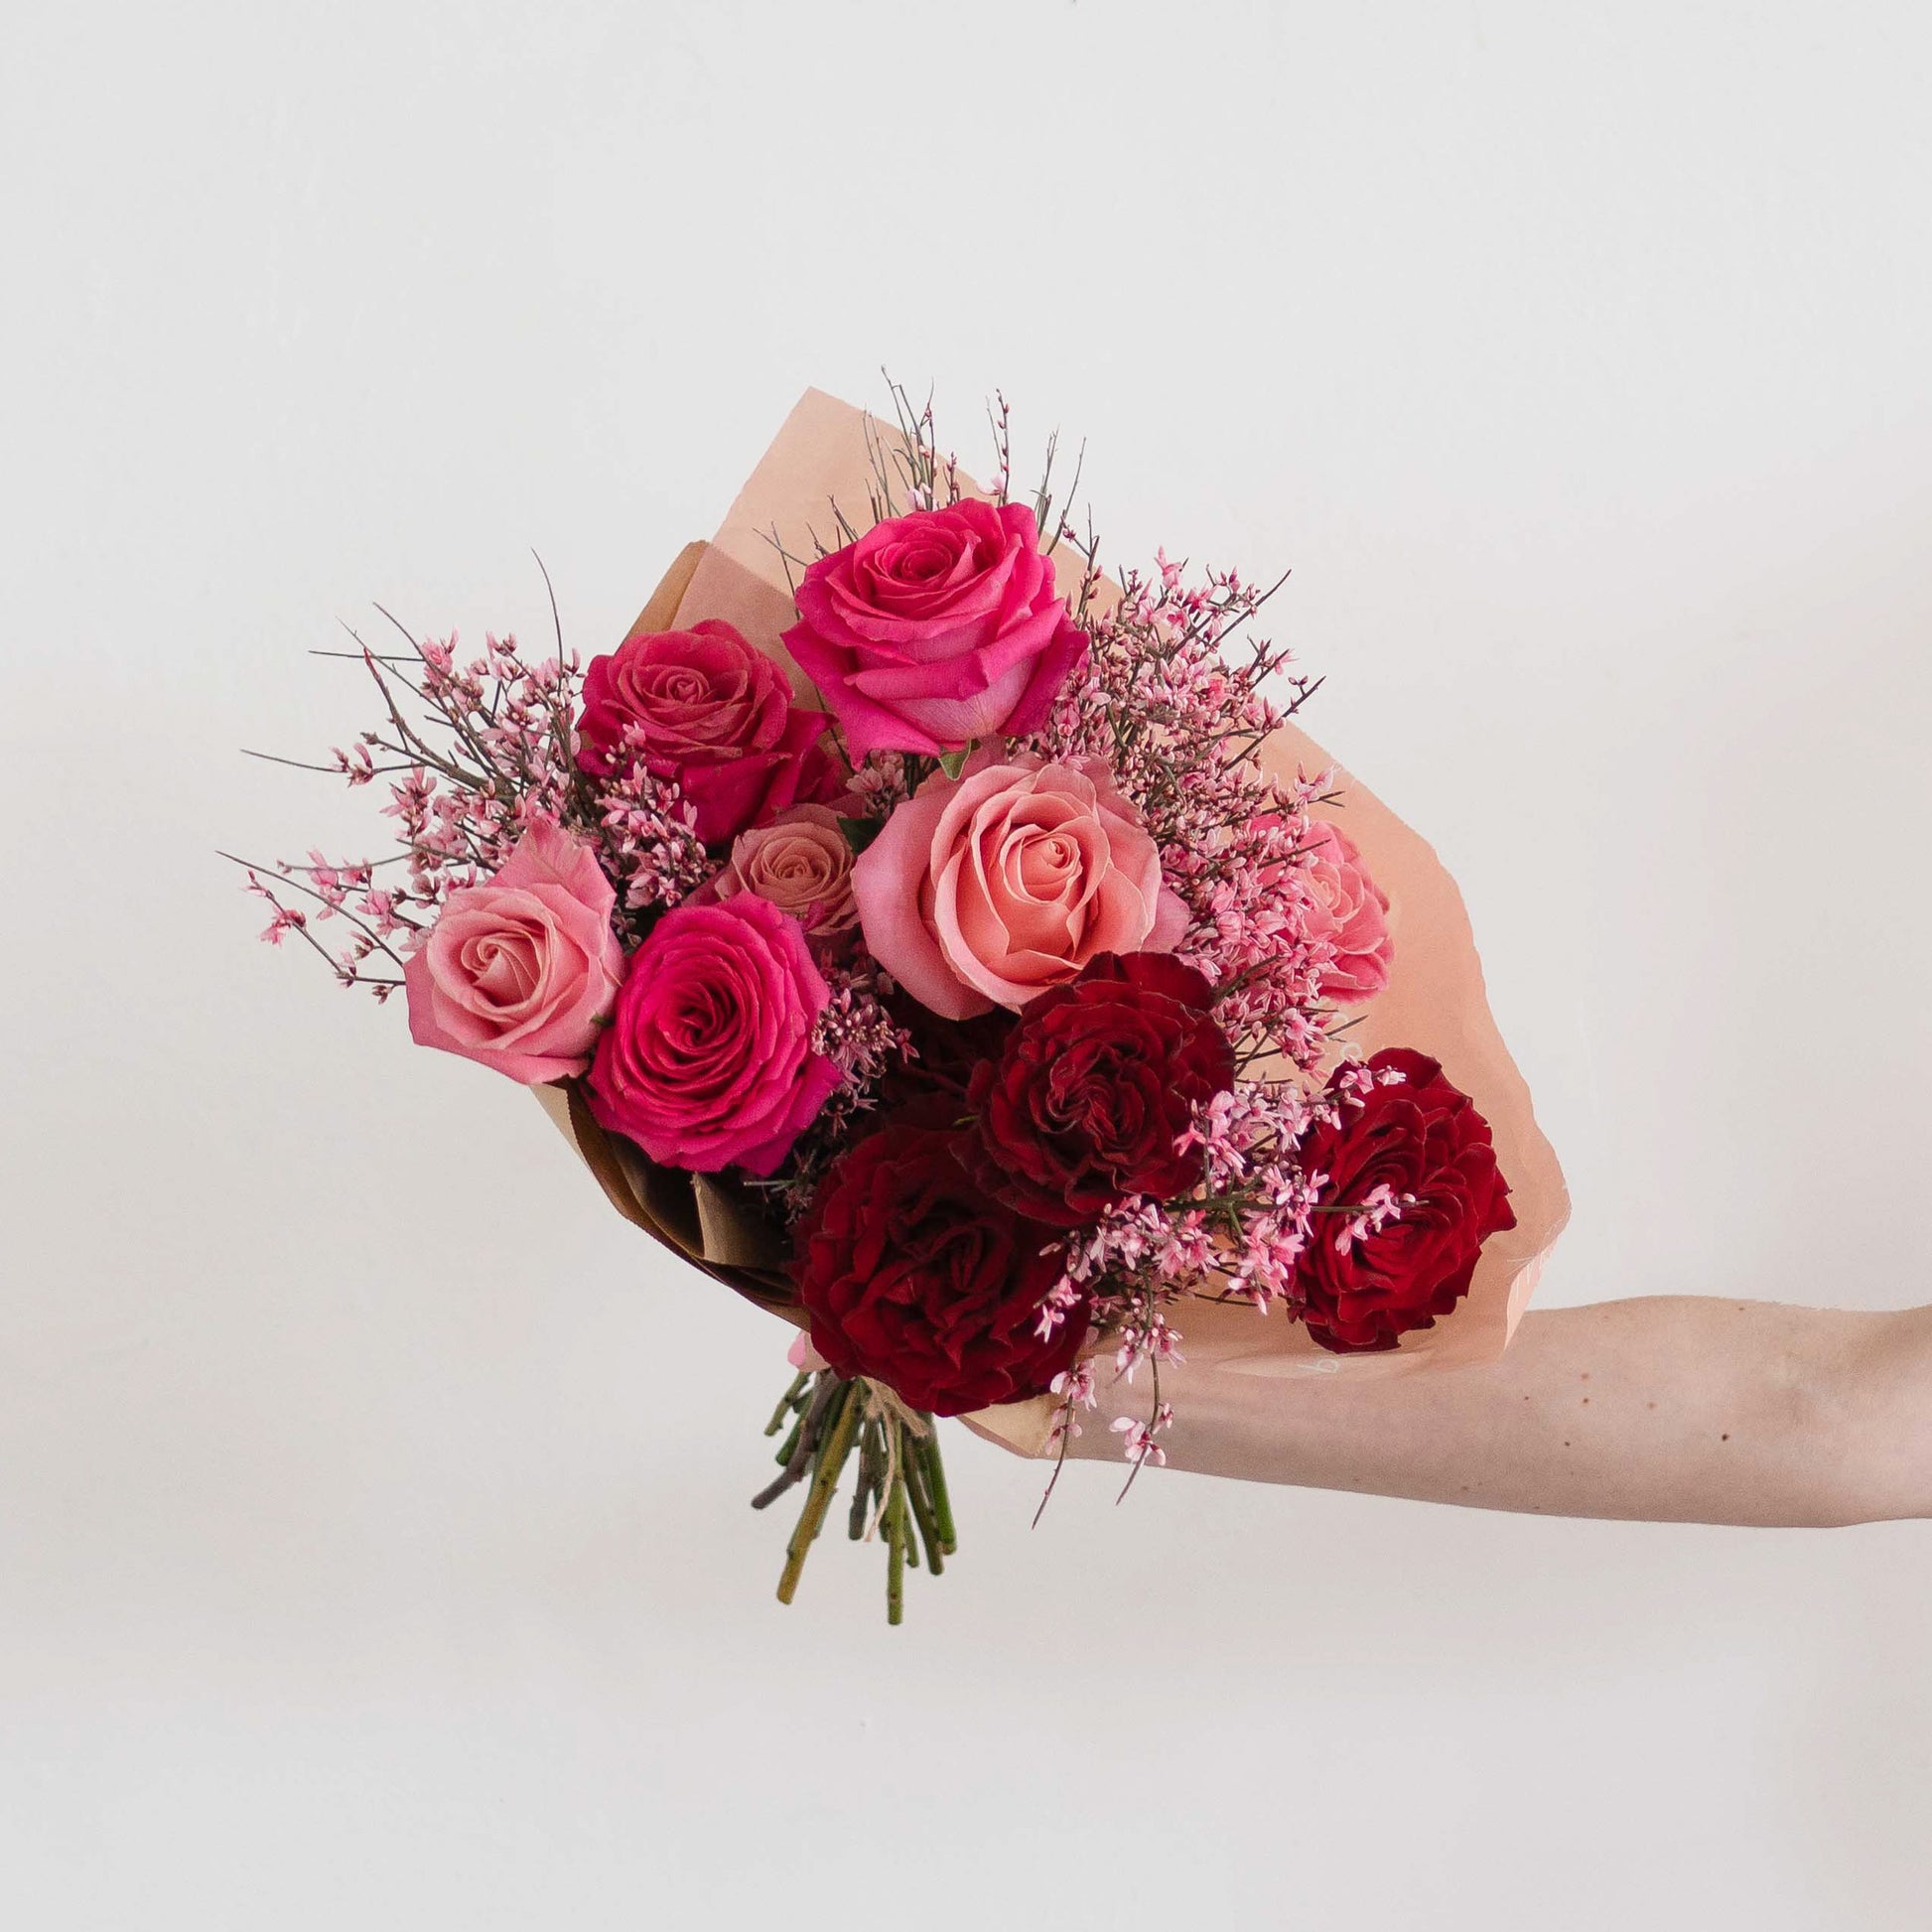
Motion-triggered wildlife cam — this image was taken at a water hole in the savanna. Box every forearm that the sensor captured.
[1068,1299,1932,1527]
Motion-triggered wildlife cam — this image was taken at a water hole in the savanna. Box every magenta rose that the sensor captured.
[1299,821,1393,1005]
[404,819,625,1084]
[780,501,1088,759]
[576,618,841,845]
[852,750,1188,1019]
[585,894,838,1175]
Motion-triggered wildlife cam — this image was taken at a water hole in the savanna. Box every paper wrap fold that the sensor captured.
[537,391,1569,1452]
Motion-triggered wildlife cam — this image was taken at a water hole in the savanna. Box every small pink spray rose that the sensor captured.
[403,819,626,1084]
[781,500,1088,759]
[713,803,860,937]
[586,894,839,1175]
[852,750,1188,1019]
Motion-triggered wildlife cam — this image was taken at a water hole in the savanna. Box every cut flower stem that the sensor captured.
[755,1369,954,1622]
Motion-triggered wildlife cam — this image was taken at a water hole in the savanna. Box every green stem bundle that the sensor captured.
[751,1369,958,1623]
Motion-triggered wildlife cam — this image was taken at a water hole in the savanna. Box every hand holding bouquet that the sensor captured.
[240,386,1565,1621]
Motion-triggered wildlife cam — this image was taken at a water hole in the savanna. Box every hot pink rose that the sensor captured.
[1299,820,1393,1005]
[585,894,838,1175]
[781,501,1088,759]
[713,803,859,937]
[576,618,841,844]
[404,819,625,1084]
[853,751,1188,1019]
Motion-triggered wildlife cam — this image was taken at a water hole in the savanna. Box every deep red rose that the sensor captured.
[875,988,1016,1111]
[1292,1048,1516,1353]
[794,1123,1086,1417]
[575,618,842,844]
[963,952,1235,1227]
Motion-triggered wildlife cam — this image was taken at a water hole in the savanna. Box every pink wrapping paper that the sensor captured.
[540,389,1569,1452]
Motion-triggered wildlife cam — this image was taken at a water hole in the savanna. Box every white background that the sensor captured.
[4,3,1930,1927]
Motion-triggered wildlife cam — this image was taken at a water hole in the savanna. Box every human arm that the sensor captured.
[1018,1296,1932,1527]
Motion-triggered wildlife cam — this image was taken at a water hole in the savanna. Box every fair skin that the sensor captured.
[982,1296,1932,1527]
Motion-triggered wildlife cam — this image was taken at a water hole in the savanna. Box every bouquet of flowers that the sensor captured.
[240,386,1566,1621]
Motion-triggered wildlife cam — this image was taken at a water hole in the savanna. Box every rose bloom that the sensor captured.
[404,819,625,1084]
[1292,1048,1515,1353]
[964,952,1236,1226]
[781,500,1088,759]
[585,894,838,1175]
[794,1119,1088,1416]
[1299,820,1393,1005]
[712,803,858,938]
[576,618,841,844]
[875,990,1017,1113]
[852,751,1187,1019]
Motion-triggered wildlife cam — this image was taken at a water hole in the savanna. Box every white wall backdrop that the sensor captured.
[4,4,1929,1927]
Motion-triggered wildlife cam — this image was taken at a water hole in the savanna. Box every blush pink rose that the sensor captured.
[1300,820,1393,1004]
[576,618,842,845]
[780,501,1088,759]
[404,819,625,1084]
[852,751,1188,1019]
[585,894,838,1175]
[713,803,860,938]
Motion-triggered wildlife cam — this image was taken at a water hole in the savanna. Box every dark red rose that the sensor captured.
[576,618,842,845]
[793,1123,1086,1417]
[875,987,1016,1111]
[964,951,1235,1227]
[1292,1048,1515,1353]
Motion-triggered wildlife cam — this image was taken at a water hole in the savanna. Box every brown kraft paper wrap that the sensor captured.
[536,390,1570,1455]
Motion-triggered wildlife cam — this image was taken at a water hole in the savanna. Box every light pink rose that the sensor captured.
[781,500,1088,759]
[404,819,626,1084]
[852,751,1188,1019]
[713,803,859,937]
[1299,820,1393,1004]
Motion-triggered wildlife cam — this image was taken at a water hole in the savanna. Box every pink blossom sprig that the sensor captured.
[1036,1267,1183,1500]
[839,750,912,822]
[240,594,723,993]
[809,966,912,1143]
[591,757,713,918]
[237,610,603,993]
[759,963,915,1224]
[1028,555,1336,1068]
